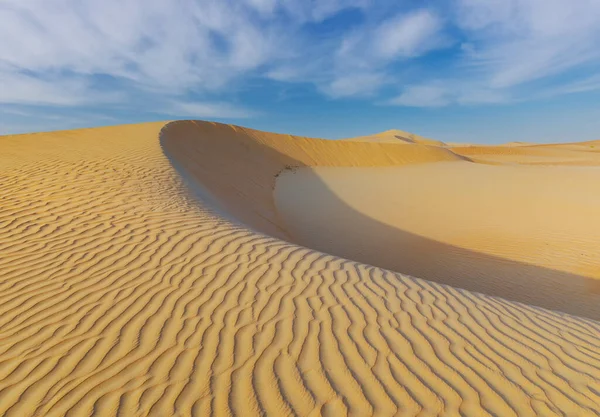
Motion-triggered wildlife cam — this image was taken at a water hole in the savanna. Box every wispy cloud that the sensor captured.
[454,0,600,89]
[321,8,447,97]
[0,0,376,128]
[388,82,511,107]
[386,0,600,108]
[0,70,124,106]
[1,0,600,134]
[0,0,277,94]
[371,10,446,60]
[321,73,387,98]
[0,104,119,134]
[163,101,256,119]
[389,84,451,107]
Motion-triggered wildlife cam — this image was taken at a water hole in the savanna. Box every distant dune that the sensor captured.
[1,120,599,416]
[450,142,600,165]
[343,129,447,146]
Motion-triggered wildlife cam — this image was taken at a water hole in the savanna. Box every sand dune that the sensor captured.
[450,141,600,165]
[343,130,447,146]
[275,163,600,319]
[0,120,599,416]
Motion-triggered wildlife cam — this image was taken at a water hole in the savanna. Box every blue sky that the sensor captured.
[1,0,600,143]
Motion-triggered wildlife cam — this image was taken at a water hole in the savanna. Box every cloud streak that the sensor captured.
[387,0,600,107]
[0,0,599,133]
[164,101,255,119]
[454,0,600,88]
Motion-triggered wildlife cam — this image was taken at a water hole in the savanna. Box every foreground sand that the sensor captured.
[0,121,599,416]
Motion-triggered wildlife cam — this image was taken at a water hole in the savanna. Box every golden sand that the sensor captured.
[0,120,599,416]
[275,163,600,318]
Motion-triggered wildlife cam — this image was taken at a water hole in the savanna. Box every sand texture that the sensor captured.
[450,141,600,166]
[1,120,599,416]
[342,130,447,146]
[275,163,600,319]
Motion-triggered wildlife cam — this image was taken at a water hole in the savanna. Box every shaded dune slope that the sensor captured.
[160,121,464,240]
[274,165,600,320]
[0,121,598,416]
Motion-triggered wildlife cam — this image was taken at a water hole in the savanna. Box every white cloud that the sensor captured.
[556,74,600,95]
[387,0,600,108]
[0,0,377,114]
[389,85,450,107]
[321,8,447,97]
[388,80,511,107]
[455,0,600,88]
[373,10,445,59]
[336,9,446,65]
[1,0,599,125]
[164,101,255,119]
[0,105,119,134]
[0,0,372,90]
[0,69,123,106]
[278,0,370,23]
[244,0,279,15]
[322,73,387,98]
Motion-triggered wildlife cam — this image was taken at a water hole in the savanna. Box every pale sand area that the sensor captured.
[275,163,600,319]
[450,141,600,166]
[0,120,598,416]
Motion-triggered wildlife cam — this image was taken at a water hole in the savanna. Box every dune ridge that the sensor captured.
[342,130,446,146]
[160,121,465,240]
[0,120,599,416]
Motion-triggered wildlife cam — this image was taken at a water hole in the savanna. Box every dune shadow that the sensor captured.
[160,120,600,321]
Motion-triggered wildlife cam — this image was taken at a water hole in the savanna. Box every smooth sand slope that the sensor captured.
[450,141,600,166]
[0,120,599,417]
[275,163,600,319]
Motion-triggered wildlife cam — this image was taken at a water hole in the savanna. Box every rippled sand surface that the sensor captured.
[0,121,599,416]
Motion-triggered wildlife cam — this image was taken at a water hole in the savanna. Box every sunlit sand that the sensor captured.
[1,121,599,416]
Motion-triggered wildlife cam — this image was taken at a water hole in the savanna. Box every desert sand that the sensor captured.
[276,163,600,318]
[0,120,599,416]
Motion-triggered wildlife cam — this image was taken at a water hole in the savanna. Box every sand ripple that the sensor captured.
[0,121,598,416]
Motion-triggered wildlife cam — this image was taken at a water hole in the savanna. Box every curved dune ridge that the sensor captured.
[0,120,598,417]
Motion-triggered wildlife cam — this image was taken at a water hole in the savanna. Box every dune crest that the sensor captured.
[343,129,446,146]
[0,120,599,416]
